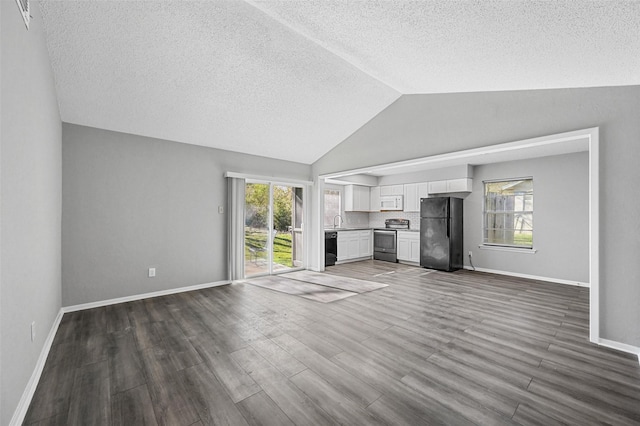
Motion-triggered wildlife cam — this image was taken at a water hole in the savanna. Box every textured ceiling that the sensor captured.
[251,0,640,94]
[39,0,399,164]
[40,1,640,164]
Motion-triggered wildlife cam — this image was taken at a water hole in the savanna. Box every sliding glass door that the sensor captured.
[244,182,303,277]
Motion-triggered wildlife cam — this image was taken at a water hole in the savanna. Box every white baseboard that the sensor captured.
[62,280,231,313]
[595,338,640,365]
[463,266,589,287]
[335,256,373,265]
[10,308,64,426]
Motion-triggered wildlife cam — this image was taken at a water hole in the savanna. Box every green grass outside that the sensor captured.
[245,230,293,267]
[513,232,533,246]
[487,231,533,247]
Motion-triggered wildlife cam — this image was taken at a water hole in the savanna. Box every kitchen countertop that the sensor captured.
[324,227,371,232]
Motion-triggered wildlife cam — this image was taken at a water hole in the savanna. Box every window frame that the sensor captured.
[482,177,534,250]
[323,189,342,228]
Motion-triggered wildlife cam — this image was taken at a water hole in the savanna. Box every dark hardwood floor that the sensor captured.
[24,260,640,425]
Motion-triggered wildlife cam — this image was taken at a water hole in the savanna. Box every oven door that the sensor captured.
[374,230,397,262]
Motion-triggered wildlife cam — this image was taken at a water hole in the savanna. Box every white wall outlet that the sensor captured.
[218,206,224,214]
[468,251,473,257]
[148,267,156,278]
[31,321,36,342]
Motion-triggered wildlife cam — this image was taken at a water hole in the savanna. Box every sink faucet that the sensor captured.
[333,214,343,229]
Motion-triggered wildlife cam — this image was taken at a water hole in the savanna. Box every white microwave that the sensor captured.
[380,195,403,211]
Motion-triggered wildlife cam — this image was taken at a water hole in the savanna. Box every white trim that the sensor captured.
[9,309,64,426]
[463,266,589,287]
[62,280,230,313]
[224,171,313,186]
[319,128,592,180]
[478,245,538,254]
[336,256,373,265]
[398,260,420,267]
[483,176,534,184]
[596,338,640,365]
[317,178,327,272]
[588,129,600,344]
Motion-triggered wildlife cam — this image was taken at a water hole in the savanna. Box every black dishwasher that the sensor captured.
[325,231,338,266]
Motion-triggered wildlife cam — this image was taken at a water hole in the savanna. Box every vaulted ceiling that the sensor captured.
[40,1,640,164]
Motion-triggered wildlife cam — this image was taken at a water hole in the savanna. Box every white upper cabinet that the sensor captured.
[403,183,420,212]
[344,185,370,211]
[428,178,473,194]
[369,186,381,212]
[428,180,448,194]
[403,182,430,212]
[380,185,404,196]
[446,178,473,192]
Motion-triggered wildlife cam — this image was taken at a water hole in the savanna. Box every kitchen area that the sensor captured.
[316,135,591,288]
[323,164,471,271]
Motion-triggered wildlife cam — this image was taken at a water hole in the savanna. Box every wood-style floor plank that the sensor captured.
[235,391,294,426]
[188,333,260,403]
[249,338,307,378]
[139,346,201,426]
[271,333,382,407]
[229,346,337,426]
[67,361,111,425]
[111,385,157,426]
[23,260,640,425]
[107,329,146,395]
[181,363,249,426]
[288,369,386,426]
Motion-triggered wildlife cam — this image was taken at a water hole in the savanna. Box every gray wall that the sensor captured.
[313,87,640,347]
[62,124,311,307]
[464,152,589,284]
[1,2,62,424]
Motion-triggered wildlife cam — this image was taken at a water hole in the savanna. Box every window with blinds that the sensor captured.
[483,178,534,248]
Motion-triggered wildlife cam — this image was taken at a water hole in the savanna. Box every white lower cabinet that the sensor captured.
[397,231,420,263]
[337,236,348,261]
[337,230,372,262]
[358,230,372,257]
[347,236,360,259]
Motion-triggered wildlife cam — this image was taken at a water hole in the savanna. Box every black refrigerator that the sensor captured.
[420,197,463,271]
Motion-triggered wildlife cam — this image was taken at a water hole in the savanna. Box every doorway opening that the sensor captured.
[244,181,304,277]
